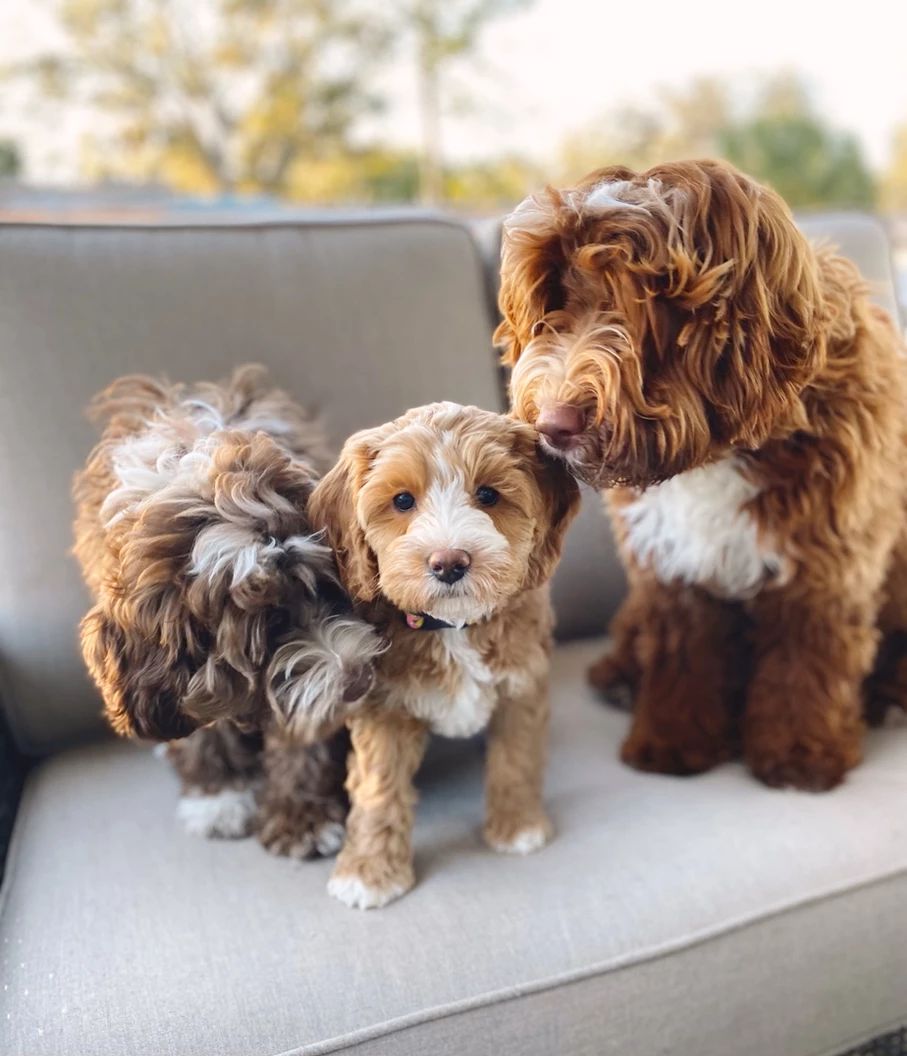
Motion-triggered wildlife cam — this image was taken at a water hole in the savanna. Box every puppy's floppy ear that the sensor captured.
[525,446,581,589]
[309,427,386,602]
[80,605,200,741]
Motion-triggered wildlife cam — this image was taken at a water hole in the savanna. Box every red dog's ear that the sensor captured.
[640,159,827,448]
[309,427,387,603]
[495,188,578,368]
[524,446,581,589]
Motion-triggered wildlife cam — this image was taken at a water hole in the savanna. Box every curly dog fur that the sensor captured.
[73,365,382,855]
[309,402,579,907]
[499,159,907,791]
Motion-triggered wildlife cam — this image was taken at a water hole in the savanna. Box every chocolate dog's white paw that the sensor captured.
[176,788,257,839]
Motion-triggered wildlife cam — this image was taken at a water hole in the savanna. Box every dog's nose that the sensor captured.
[536,402,585,449]
[428,548,471,584]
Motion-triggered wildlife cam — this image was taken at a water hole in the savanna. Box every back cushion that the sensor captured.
[0,218,502,752]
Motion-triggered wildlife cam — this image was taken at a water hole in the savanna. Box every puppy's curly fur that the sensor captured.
[499,159,907,791]
[309,402,579,908]
[73,365,383,855]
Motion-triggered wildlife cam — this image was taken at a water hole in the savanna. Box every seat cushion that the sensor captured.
[3,639,906,1056]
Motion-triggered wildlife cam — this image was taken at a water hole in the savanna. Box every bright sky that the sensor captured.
[2,0,906,183]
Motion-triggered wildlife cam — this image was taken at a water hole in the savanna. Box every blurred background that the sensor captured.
[1,1,906,308]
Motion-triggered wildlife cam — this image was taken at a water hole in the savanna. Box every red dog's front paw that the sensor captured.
[744,733,861,791]
[621,724,732,776]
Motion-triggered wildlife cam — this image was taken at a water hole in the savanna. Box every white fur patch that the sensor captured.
[488,824,551,855]
[584,179,644,212]
[408,466,510,569]
[388,450,513,627]
[315,821,346,857]
[327,873,410,910]
[620,457,785,599]
[176,788,257,839]
[402,629,497,738]
[189,522,279,586]
[267,611,384,734]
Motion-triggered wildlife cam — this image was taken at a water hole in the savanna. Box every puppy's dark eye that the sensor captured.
[475,485,499,507]
[393,492,416,512]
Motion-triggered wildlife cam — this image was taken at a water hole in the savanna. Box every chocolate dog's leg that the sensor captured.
[167,721,263,838]
[256,725,349,860]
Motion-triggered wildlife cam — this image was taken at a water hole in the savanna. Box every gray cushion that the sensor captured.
[0,218,503,753]
[798,212,902,323]
[2,639,906,1056]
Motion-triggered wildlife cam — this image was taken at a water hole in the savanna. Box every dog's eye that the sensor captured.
[475,486,499,507]
[393,492,416,512]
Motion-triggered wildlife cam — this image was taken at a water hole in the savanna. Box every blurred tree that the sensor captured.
[400,0,531,204]
[0,140,21,179]
[443,154,541,209]
[21,0,390,196]
[559,78,731,178]
[719,75,875,209]
[881,123,907,214]
[558,72,875,210]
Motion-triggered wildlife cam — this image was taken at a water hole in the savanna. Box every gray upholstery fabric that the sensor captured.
[798,213,902,323]
[0,218,506,753]
[2,639,906,1056]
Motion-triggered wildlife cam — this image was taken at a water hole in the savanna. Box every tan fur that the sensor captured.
[310,403,579,907]
[500,159,907,791]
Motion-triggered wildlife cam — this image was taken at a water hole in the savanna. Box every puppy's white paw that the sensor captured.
[487,823,552,856]
[176,788,257,839]
[314,821,346,857]
[327,873,409,910]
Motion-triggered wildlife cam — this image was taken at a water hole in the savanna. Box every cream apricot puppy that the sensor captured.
[310,402,579,908]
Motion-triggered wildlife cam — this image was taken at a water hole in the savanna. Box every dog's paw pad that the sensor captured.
[327,873,409,910]
[176,788,257,839]
[486,821,552,855]
[314,821,346,857]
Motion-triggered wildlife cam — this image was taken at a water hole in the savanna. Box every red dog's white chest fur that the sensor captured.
[617,456,786,599]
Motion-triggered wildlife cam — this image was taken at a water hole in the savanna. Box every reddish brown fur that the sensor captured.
[500,159,907,790]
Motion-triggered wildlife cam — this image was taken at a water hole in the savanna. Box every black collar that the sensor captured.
[402,611,462,631]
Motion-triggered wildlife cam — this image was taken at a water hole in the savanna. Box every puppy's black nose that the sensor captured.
[536,402,585,449]
[428,548,471,584]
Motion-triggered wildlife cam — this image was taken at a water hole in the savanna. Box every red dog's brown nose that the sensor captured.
[428,548,471,585]
[536,402,585,449]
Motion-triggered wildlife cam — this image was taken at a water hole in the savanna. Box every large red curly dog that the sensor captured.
[498,158,907,791]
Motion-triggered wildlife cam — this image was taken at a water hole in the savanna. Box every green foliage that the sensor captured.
[0,140,21,179]
[401,0,533,202]
[719,116,875,209]
[882,124,907,214]
[27,0,391,194]
[560,73,877,211]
